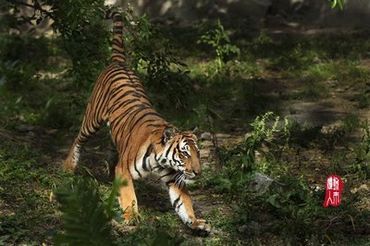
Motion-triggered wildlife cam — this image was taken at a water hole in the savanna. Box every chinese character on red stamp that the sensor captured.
[323,174,344,208]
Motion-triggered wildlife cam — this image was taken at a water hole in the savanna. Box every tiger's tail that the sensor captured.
[109,11,126,63]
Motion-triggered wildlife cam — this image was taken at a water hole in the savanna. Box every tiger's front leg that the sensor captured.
[115,165,139,223]
[168,183,211,234]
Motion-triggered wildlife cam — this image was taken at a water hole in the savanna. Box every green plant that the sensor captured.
[121,8,193,110]
[226,112,287,172]
[203,112,289,194]
[51,0,110,88]
[329,0,345,9]
[54,176,125,245]
[3,0,110,89]
[198,20,240,74]
[0,35,51,89]
[350,121,370,179]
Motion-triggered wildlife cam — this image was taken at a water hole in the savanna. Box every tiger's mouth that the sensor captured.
[184,170,197,180]
[173,171,196,187]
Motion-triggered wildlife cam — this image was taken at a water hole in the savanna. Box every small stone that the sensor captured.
[201,140,213,148]
[200,149,210,158]
[351,184,369,194]
[200,132,212,140]
[16,124,35,132]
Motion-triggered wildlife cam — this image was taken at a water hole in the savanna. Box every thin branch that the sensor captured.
[6,0,54,20]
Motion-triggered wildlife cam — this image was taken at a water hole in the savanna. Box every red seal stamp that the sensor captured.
[323,174,344,208]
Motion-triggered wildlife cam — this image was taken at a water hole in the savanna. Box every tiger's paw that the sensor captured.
[123,211,141,225]
[190,219,211,236]
[63,158,76,172]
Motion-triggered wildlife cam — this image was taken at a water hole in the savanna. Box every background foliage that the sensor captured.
[1,0,369,245]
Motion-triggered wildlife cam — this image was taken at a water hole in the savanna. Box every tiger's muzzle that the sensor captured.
[184,170,200,180]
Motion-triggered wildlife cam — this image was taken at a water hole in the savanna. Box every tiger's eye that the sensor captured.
[182,152,190,158]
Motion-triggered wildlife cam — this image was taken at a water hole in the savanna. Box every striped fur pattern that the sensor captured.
[63,12,210,233]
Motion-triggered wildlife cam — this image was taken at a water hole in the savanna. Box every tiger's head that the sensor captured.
[154,127,201,180]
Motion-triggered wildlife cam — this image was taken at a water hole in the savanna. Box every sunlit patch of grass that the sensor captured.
[269,46,320,72]
[285,60,369,101]
[299,60,370,84]
[302,62,337,82]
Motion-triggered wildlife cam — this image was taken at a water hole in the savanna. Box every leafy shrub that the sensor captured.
[55,176,124,245]
[40,96,81,129]
[51,0,110,88]
[2,0,110,89]
[203,112,288,193]
[220,112,287,173]
[198,20,240,74]
[349,121,370,179]
[0,35,50,89]
[121,8,193,110]
[55,174,184,245]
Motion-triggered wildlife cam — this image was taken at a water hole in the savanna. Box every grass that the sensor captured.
[0,23,370,245]
[0,141,67,244]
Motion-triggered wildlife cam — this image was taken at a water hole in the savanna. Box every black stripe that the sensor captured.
[176,202,183,210]
[113,105,150,138]
[114,109,158,152]
[113,27,123,32]
[147,123,166,128]
[133,151,142,178]
[142,144,153,171]
[165,144,173,158]
[112,39,122,45]
[92,69,124,116]
[152,165,163,171]
[109,83,144,99]
[110,97,147,126]
[128,111,161,132]
[120,111,162,155]
[111,55,125,60]
[160,170,176,180]
[173,196,181,208]
[112,13,122,21]
[108,98,140,115]
[176,161,184,167]
[174,145,181,159]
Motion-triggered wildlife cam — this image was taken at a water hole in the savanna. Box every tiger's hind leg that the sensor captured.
[63,103,104,172]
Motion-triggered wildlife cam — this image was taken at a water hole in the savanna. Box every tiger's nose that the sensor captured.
[193,169,201,176]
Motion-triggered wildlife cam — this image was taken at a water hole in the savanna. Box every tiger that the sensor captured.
[63,11,210,233]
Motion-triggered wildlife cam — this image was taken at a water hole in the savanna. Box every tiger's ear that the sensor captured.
[191,126,199,140]
[162,127,175,144]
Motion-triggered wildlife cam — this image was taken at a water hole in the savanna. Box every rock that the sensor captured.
[214,133,231,140]
[248,172,274,195]
[200,140,213,148]
[238,221,261,235]
[16,124,35,132]
[200,149,210,159]
[351,184,369,194]
[200,132,212,140]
